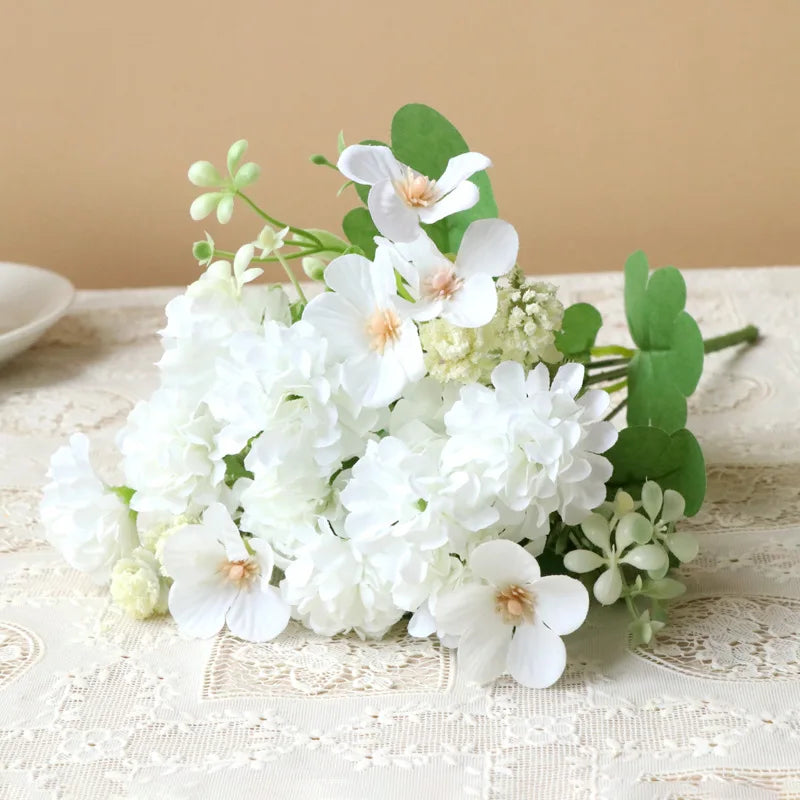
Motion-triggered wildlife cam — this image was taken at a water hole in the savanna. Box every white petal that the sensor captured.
[302,292,369,360]
[361,346,410,408]
[457,621,512,684]
[418,181,479,225]
[641,481,663,521]
[226,584,290,642]
[615,512,653,551]
[202,502,248,562]
[454,218,519,279]
[667,532,699,563]
[563,549,605,574]
[576,388,610,420]
[534,575,589,635]
[368,181,421,242]
[593,567,623,605]
[661,489,686,523]
[525,362,551,395]
[233,243,254,280]
[323,254,373,301]
[582,420,618,454]
[337,144,403,185]
[248,537,275,580]
[442,273,498,328]
[189,192,222,221]
[435,151,492,195]
[372,246,404,302]
[491,360,527,398]
[160,526,223,582]
[393,323,426,382]
[620,544,669,571]
[580,513,611,552]
[435,584,496,636]
[168,578,236,639]
[552,362,585,397]
[507,620,567,689]
[408,602,436,637]
[469,540,540,587]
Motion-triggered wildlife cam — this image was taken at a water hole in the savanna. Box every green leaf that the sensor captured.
[390,103,497,252]
[554,303,603,361]
[342,208,379,258]
[623,251,704,432]
[606,426,706,516]
[303,228,348,260]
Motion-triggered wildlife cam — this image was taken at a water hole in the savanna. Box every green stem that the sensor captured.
[603,379,628,394]
[275,250,308,304]
[703,324,759,354]
[584,365,629,386]
[605,396,628,420]
[214,247,322,264]
[236,191,323,248]
[586,357,631,370]
[591,344,635,358]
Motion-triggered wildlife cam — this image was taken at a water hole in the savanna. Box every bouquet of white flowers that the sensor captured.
[41,104,759,689]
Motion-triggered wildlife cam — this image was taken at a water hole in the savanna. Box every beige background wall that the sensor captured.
[2,1,799,289]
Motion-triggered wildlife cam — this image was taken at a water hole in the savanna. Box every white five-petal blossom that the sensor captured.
[302,250,425,407]
[435,540,589,688]
[338,144,491,242]
[383,218,518,327]
[161,503,289,642]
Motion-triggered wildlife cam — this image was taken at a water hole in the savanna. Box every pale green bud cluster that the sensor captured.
[491,267,564,368]
[109,548,169,620]
[138,514,195,572]
[419,267,564,384]
[188,140,261,225]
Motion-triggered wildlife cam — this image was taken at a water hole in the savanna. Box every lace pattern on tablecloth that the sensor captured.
[1,269,800,799]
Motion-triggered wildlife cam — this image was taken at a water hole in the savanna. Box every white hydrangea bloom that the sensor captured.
[237,436,332,565]
[280,523,404,638]
[205,321,342,468]
[117,387,225,517]
[41,433,139,585]
[443,361,618,541]
[159,256,290,394]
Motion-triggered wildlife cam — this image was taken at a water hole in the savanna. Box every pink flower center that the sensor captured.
[423,264,463,300]
[495,584,535,624]
[366,308,402,353]
[221,559,259,588]
[394,167,437,208]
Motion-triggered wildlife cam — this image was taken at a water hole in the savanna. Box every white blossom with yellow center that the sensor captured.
[383,218,519,328]
[337,144,491,242]
[302,250,425,408]
[161,503,289,642]
[435,540,589,688]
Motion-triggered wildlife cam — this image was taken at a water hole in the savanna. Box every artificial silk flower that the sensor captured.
[563,510,670,605]
[188,139,260,224]
[435,540,589,688]
[161,503,289,642]
[443,361,618,541]
[337,144,491,242]
[40,433,139,585]
[302,250,425,407]
[255,224,289,257]
[382,218,518,327]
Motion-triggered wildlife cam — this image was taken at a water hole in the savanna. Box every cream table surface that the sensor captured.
[1,267,800,800]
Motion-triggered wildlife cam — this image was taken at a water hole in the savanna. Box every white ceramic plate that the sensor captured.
[0,262,75,366]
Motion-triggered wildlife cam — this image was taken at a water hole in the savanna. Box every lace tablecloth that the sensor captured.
[2,268,800,800]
